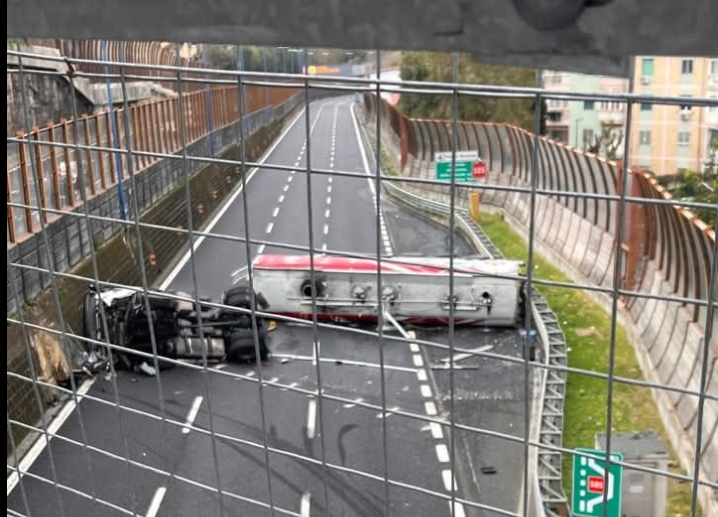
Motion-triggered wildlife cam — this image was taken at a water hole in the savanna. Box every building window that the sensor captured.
[641,58,654,76]
[711,59,718,75]
[639,130,651,146]
[681,59,693,75]
[584,100,595,110]
[678,131,690,146]
[640,103,652,111]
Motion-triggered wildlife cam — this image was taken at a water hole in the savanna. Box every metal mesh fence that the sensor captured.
[6,43,717,517]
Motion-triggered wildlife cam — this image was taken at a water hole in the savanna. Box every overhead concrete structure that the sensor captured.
[7,0,717,75]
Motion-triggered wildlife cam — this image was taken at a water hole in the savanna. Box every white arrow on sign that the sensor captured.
[578,456,615,514]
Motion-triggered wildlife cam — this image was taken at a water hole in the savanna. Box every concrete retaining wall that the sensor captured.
[6,92,303,455]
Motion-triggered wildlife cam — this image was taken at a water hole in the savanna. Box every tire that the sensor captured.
[223,285,267,331]
[225,329,268,363]
[224,284,269,310]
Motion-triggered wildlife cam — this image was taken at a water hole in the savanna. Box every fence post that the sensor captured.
[160,100,171,153]
[105,110,116,184]
[82,115,97,195]
[60,119,75,207]
[140,104,152,166]
[7,167,16,243]
[47,122,62,209]
[131,105,144,170]
[31,126,48,222]
[152,101,164,155]
[94,114,107,190]
[16,130,34,233]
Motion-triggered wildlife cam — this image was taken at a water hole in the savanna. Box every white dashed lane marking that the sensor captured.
[181,396,204,435]
[436,444,450,463]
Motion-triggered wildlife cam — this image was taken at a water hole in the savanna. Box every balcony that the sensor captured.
[598,110,626,126]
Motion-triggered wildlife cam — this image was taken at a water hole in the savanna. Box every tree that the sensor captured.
[203,45,279,72]
[399,52,538,131]
[672,138,718,228]
[585,123,623,160]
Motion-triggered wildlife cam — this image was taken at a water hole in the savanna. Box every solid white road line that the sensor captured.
[349,103,394,256]
[181,396,204,434]
[7,379,94,495]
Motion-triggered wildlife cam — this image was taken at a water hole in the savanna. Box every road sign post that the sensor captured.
[572,448,623,517]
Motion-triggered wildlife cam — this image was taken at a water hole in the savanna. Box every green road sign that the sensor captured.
[572,448,623,517]
[434,151,479,182]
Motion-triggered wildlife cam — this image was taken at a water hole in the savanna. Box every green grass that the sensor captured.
[381,145,400,176]
[479,212,698,516]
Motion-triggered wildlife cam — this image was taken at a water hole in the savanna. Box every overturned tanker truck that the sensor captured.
[81,254,525,371]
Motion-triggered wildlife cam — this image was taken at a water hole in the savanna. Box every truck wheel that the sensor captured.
[226,329,269,363]
[225,286,269,310]
[223,284,267,330]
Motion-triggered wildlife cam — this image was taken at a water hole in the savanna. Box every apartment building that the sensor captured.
[630,56,718,176]
[543,70,629,158]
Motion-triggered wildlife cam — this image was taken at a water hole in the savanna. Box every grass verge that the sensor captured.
[479,212,698,516]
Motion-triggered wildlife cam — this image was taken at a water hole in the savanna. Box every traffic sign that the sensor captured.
[572,448,623,517]
[435,151,484,182]
[472,161,487,179]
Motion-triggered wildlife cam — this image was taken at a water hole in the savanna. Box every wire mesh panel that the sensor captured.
[6,41,718,517]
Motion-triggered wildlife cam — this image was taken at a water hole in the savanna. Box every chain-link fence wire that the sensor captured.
[6,44,718,517]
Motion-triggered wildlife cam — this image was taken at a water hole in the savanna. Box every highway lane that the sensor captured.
[7,95,527,517]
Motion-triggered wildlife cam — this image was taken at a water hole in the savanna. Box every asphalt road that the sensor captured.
[8,96,528,517]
